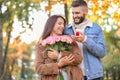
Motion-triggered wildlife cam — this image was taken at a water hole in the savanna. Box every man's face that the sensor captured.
[72,6,85,24]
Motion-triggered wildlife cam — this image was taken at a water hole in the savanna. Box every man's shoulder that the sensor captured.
[93,23,101,27]
[92,22,102,30]
[66,23,73,28]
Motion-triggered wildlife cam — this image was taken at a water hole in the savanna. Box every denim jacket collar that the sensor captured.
[67,19,93,29]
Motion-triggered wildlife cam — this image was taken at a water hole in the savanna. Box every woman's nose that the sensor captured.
[61,24,64,28]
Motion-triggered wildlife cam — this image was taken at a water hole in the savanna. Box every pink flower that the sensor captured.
[42,35,73,46]
[41,35,73,51]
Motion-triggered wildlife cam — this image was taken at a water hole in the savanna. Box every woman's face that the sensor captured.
[51,17,65,36]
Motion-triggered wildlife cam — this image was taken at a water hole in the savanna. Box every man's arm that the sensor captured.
[83,30,106,58]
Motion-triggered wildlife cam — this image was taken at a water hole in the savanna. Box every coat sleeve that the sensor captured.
[70,42,83,65]
[35,43,59,75]
[61,42,83,66]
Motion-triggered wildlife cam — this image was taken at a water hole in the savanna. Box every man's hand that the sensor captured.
[72,32,86,42]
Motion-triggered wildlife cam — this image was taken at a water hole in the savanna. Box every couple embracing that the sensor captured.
[35,0,106,80]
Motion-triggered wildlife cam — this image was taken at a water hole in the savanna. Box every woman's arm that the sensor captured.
[35,43,59,75]
[71,41,83,65]
[60,41,83,66]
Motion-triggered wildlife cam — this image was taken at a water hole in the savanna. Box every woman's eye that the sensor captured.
[58,22,62,25]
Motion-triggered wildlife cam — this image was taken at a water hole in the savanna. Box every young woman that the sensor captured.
[35,15,83,80]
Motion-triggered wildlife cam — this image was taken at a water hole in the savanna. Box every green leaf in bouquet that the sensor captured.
[58,72,64,80]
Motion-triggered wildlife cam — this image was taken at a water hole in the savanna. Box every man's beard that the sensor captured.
[73,14,85,24]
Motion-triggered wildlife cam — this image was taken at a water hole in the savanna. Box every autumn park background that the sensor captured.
[0,0,120,80]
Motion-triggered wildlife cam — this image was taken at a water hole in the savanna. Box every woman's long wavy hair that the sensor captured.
[41,15,66,40]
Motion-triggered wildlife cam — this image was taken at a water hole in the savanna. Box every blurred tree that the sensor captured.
[44,0,72,23]
[3,36,32,80]
[85,0,120,79]
[103,29,120,80]
[0,1,3,78]
[0,0,40,80]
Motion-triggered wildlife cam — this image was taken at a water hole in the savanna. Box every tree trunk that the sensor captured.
[0,3,3,79]
[118,71,120,80]
[0,22,3,79]
[112,69,116,80]
[64,3,68,24]
[105,70,109,80]
[1,26,12,79]
[20,60,25,79]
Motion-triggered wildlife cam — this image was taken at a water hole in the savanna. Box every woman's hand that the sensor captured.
[58,54,75,68]
[47,49,59,60]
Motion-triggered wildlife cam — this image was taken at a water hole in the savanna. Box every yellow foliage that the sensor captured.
[89,5,98,14]
[67,0,72,1]
[18,42,28,51]
[59,0,67,4]
[44,0,72,11]
[8,52,30,61]
[51,1,57,5]
[118,4,120,8]
[45,6,52,11]
[22,54,30,60]
[113,0,120,4]
[98,18,104,26]
[10,38,28,53]
[101,1,110,10]
[113,11,120,22]
[89,15,98,22]
[116,28,120,37]
[15,52,30,60]
[3,22,9,27]
[8,53,14,59]
[8,37,30,62]
[33,0,40,3]
[90,0,98,3]
[13,65,21,72]
[3,33,7,42]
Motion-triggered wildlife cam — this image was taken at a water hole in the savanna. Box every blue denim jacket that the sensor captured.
[64,23,106,79]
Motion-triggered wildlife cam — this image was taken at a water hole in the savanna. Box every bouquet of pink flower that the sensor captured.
[41,35,73,80]
[41,35,73,52]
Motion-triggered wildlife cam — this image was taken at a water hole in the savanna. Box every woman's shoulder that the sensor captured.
[36,41,44,50]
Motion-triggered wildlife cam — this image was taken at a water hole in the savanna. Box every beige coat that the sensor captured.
[35,41,83,80]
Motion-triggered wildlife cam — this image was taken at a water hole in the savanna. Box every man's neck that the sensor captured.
[74,19,88,29]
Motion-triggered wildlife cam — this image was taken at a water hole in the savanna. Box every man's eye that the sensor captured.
[76,12,80,14]
[72,12,80,15]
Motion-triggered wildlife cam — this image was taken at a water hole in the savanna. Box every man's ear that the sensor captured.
[84,7,88,15]
[83,6,88,15]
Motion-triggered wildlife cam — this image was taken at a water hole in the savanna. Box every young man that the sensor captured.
[64,0,106,80]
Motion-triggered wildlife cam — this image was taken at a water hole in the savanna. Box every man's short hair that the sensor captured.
[71,0,88,7]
